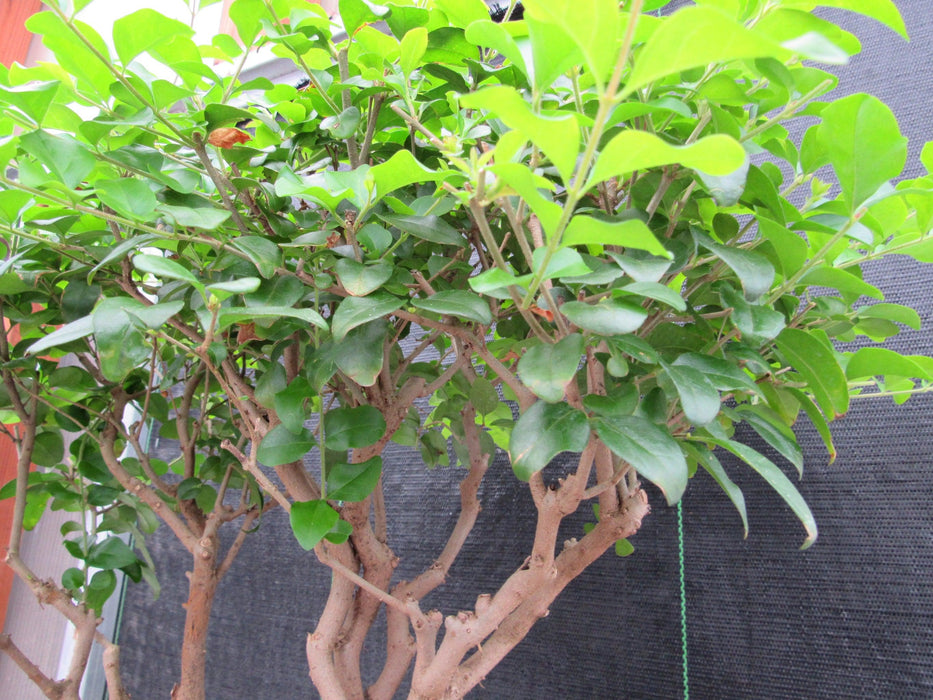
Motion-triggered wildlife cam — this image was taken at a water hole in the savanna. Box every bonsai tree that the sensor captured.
[2,0,932,697]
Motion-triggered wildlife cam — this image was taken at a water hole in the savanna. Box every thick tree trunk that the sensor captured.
[172,537,219,700]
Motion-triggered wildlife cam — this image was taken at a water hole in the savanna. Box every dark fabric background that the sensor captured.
[118,2,933,698]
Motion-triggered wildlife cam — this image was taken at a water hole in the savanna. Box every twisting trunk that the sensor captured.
[172,536,219,700]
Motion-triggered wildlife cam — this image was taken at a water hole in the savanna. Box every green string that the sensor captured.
[677,500,690,700]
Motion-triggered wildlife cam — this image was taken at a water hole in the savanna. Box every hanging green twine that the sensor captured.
[677,500,690,700]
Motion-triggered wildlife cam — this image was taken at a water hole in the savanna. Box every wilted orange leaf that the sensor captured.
[208,128,251,149]
[530,305,554,322]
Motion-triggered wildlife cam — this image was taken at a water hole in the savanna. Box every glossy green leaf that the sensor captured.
[206,277,261,298]
[335,259,393,297]
[624,7,786,96]
[95,178,158,220]
[434,0,489,28]
[695,232,774,301]
[273,377,314,434]
[400,27,428,75]
[673,353,759,395]
[0,80,59,124]
[327,456,382,502]
[321,107,361,139]
[132,254,199,285]
[369,150,444,199]
[92,299,151,382]
[509,402,590,480]
[412,290,492,325]
[378,213,465,246]
[289,500,339,551]
[460,86,579,183]
[798,267,883,300]
[662,361,720,426]
[618,282,686,312]
[331,294,403,340]
[594,415,688,506]
[463,20,529,79]
[591,131,747,187]
[87,536,137,569]
[126,301,184,329]
[518,334,584,403]
[561,299,648,336]
[216,306,327,331]
[522,0,619,84]
[782,0,907,40]
[776,328,849,419]
[32,431,64,468]
[334,320,388,387]
[615,539,635,557]
[815,93,907,212]
[157,203,231,229]
[720,285,785,346]
[734,405,805,477]
[707,438,817,549]
[339,0,390,36]
[325,405,386,451]
[787,388,836,464]
[563,216,670,258]
[857,303,921,330]
[19,130,94,189]
[231,236,280,279]
[845,347,931,381]
[85,570,117,614]
[113,9,194,66]
[26,316,94,355]
[257,423,316,466]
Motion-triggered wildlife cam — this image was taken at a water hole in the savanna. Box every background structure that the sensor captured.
[21,1,933,698]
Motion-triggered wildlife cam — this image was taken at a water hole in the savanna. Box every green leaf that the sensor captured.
[216,306,327,331]
[469,376,500,416]
[400,27,428,75]
[85,570,117,614]
[133,254,199,285]
[845,347,931,381]
[563,216,670,258]
[618,282,686,312]
[273,377,314,434]
[720,285,785,346]
[509,402,590,480]
[594,415,688,506]
[776,328,849,419]
[95,178,158,220]
[533,248,591,280]
[798,267,882,300]
[26,316,94,355]
[113,9,193,65]
[707,437,817,549]
[460,86,580,183]
[327,456,382,502]
[518,334,584,403]
[734,405,805,477]
[157,203,231,229]
[815,93,907,212]
[331,294,403,340]
[673,353,759,395]
[92,299,151,382]
[290,500,339,551]
[694,232,774,301]
[19,130,95,189]
[522,0,619,85]
[334,320,388,387]
[782,0,907,40]
[257,424,316,466]
[561,299,648,336]
[411,290,492,325]
[591,131,747,186]
[321,106,361,139]
[205,278,261,298]
[787,388,836,464]
[231,236,280,279]
[434,0,489,28]
[378,213,465,246]
[369,150,444,199]
[325,405,387,451]
[339,0,390,35]
[624,7,786,96]
[687,444,748,537]
[857,303,921,330]
[32,431,64,468]
[0,80,59,124]
[335,259,393,297]
[87,536,137,569]
[615,538,635,557]
[463,20,530,80]
[662,361,720,426]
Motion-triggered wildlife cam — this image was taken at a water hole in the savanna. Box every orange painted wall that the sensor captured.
[0,0,42,68]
